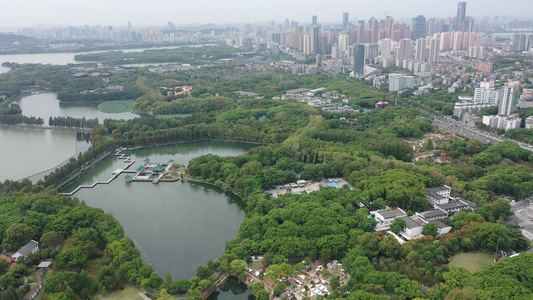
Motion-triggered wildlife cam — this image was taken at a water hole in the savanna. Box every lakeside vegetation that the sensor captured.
[73,45,238,65]
[1,49,533,299]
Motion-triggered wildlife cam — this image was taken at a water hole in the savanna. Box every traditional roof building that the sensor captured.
[11,240,40,261]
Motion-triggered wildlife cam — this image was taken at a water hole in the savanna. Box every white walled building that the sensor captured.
[499,81,520,116]
[389,73,415,92]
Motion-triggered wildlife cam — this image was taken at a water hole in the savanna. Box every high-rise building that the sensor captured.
[353,44,365,75]
[343,12,349,29]
[271,33,281,44]
[364,43,379,63]
[499,81,520,116]
[371,17,379,43]
[242,37,253,50]
[312,15,318,26]
[474,79,501,105]
[411,15,426,40]
[398,38,413,59]
[415,38,428,61]
[389,74,415,92]
[513,33,533,52]
[378,38,395,60]
[428,37,440,63]
[456,2,467,31]
[311,26,319,55]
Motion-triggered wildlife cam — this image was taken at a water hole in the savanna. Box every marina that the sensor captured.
[59,148,180,196]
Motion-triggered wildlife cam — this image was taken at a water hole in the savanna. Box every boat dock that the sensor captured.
[59,149,179,196]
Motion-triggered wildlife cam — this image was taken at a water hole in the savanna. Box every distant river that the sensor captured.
[61,141,255,280]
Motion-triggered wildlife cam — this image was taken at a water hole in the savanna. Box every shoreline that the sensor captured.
[57,139,265,195]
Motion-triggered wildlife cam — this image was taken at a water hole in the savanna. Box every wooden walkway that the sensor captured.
[59,150,135,196]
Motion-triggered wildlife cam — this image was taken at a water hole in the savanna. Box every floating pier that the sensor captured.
[59,149,180,196]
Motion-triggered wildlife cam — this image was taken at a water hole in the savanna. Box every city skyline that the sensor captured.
[1,0,532,29]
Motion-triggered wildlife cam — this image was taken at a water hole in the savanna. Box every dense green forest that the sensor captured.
[0,183,162,299]
[73,45,238,65]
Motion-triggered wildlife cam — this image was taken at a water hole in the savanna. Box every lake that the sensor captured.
[0,44,216,74]
[16,92,138,125]
[207,277,254,300]
[0,126,77,182]
[61,141,255,280]
[0,91,136,182]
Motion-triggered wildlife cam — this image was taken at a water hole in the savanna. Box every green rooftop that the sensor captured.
[152,165,166,172]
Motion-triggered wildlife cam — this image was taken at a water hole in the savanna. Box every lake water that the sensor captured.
[16,92,138,125]
[207,277,254,300]
[0,126,77,182]
[0,44,216,74]
[61,141,255,280]
[0,91,136,182]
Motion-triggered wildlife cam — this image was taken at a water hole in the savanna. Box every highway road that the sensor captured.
[410,104,533,152]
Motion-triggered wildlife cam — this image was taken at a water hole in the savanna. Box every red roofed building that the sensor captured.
[0,255,17,269]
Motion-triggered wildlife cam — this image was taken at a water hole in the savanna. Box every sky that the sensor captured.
[0,0,532,28]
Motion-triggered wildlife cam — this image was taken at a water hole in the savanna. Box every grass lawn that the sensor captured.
[92,285,143,300]
[85,257,108,278]
[448,252,495,273]
[98,100,136,113]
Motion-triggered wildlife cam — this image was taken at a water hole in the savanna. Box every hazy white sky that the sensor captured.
[0,0,531,28]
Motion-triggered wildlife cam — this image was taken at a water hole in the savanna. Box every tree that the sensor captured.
[274,282,287,297]
[256,289,270,300]
[466,139,486,155]
[443,266,471,289]
[157,289,174,300]
[229,259,247,277]
[422,223,439,237]
[394,278,424,299]
[390,218,406,234]
[2,223,34,251]
[41,231,64,249]
[425,139,434,150]
[196,265,211,280]
[330,276,340,290]
[0,258,10,275]
[490,198,512,221]
[56,248,88,270]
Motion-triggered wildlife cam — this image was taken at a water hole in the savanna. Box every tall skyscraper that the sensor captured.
[343,12,349,29]
[415,38,428,61]
[371,17,379,43]
[311,26,319,55]
[499,81,520,116]
[411,15,426,40]
[312,15,318,26]
[353,44,365,75]
[398,39,413,59]
[456,2,467,31]
[428,37,440,63]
